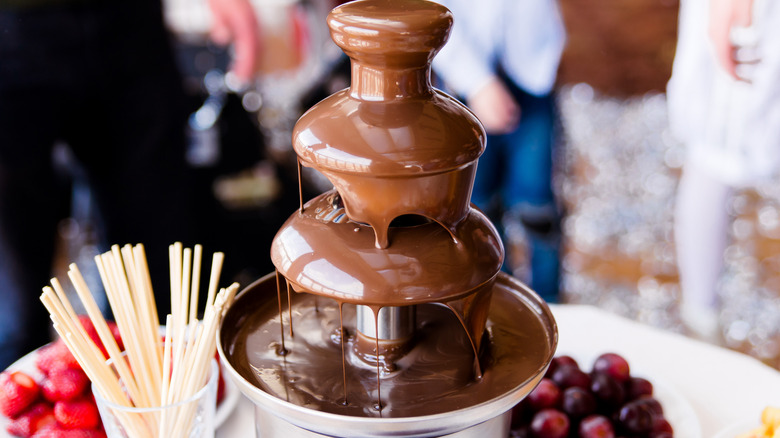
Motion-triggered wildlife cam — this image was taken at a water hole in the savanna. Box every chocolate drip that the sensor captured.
[373,305,382,413]
[338,302,348,406]
[286,280,294,338]
[274,269,288,356]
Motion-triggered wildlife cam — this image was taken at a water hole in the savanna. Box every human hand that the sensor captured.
[467,77,521,135]
[207,0,261,84]
[708,0,755,80]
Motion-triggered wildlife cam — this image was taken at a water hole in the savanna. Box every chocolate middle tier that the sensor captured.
[271,190,503,307]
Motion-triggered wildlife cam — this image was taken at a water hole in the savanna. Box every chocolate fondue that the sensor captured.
[218,1,557,436]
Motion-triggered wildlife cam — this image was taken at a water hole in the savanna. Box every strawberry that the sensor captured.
[107,321,123,352]
[0,371,41,418]
[217,371,226,405]
[6,402,56,437]
[42,368,89,402]
[32,425,106,438]
[214,351,225,405]
[53,397,100,430]
[35,341,80,375]
[76,316,123,359]
[76,316,106,359]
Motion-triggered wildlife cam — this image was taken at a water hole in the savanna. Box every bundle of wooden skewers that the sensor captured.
[39,242,239,437]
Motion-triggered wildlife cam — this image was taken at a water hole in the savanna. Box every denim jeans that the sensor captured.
[0,0,192,368]
[470,82,561,302]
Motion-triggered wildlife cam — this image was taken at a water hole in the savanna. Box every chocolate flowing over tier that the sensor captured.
[271,190,503,306]
[276,0,503,354]
[292,0,485,249]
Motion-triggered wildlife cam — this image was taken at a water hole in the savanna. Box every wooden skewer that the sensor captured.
[158,316,174,437]
[205,252,224,307]
[189,245,203,323]
[39,291,127,404]
[169,284,237,437]
[181,248,192,325]
[97,253,154,409]
[40,242,236,438]
[133,245,160,346]
[66,265,143,406]
[122,245,163,398]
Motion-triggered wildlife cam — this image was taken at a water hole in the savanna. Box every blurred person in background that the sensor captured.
[0,0,259,369]
[432,0,566,302]
[668,0,780,340]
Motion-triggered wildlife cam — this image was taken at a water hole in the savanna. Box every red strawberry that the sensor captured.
[217,371,225,405]
[35,341,81,375]
[76,316,97,337]
[76,316,107,359]
[42,368,89,402]
[106,321,123,352]
[32,425,106,438]
[6,402,56,437]
[75,316,123,359]
[53,397,100,430]
[214,352,225,405]
[0,371,41,418]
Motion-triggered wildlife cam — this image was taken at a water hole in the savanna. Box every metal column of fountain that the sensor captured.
[217,1,558,437]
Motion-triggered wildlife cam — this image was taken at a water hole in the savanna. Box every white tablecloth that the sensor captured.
[216,304,780,438]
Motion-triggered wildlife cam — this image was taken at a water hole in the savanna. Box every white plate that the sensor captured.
[556,351,703,438]
[652,376,702,438]
[0,343,239,436]
[712,419,760,438]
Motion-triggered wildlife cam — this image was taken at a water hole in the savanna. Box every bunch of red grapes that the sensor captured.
[510,353,674,438]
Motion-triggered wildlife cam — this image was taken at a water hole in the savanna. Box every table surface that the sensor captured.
[215,304,780,438]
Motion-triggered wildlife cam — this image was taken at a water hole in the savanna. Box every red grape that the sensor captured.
[626,376,653,400]
[579,414,616,438]
[513,354,669,438]
[550,364,591,390]
[555,355,579,367]
[530,409,569,438]
[527,378,561,411]
[652,416,674,433]
[546,355,579,378]
[590,372,625,408]
[616,400,655,435]
[561,386,596,419]
[634,396,664,417]
[592,353,631,383]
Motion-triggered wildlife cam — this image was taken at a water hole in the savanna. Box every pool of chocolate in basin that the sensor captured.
[219,272,556,418]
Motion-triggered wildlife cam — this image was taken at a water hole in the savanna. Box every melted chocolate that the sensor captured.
[271,190,503,307]
[221,274,554,418]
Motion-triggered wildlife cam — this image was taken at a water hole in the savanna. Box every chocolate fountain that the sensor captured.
[217,1,558,436]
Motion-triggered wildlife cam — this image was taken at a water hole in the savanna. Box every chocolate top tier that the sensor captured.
[292,0,485,248]
[329,0,453,75]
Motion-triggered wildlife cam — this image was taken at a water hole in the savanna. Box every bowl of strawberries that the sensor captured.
[1,316,234,438]
[0,316,120,437]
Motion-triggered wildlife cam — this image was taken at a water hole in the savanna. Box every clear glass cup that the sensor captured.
[93,358,218,438]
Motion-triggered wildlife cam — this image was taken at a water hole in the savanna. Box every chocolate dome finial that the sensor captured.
[328,0,453,70]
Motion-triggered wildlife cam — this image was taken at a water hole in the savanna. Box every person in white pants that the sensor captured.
[667,0,780,340]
